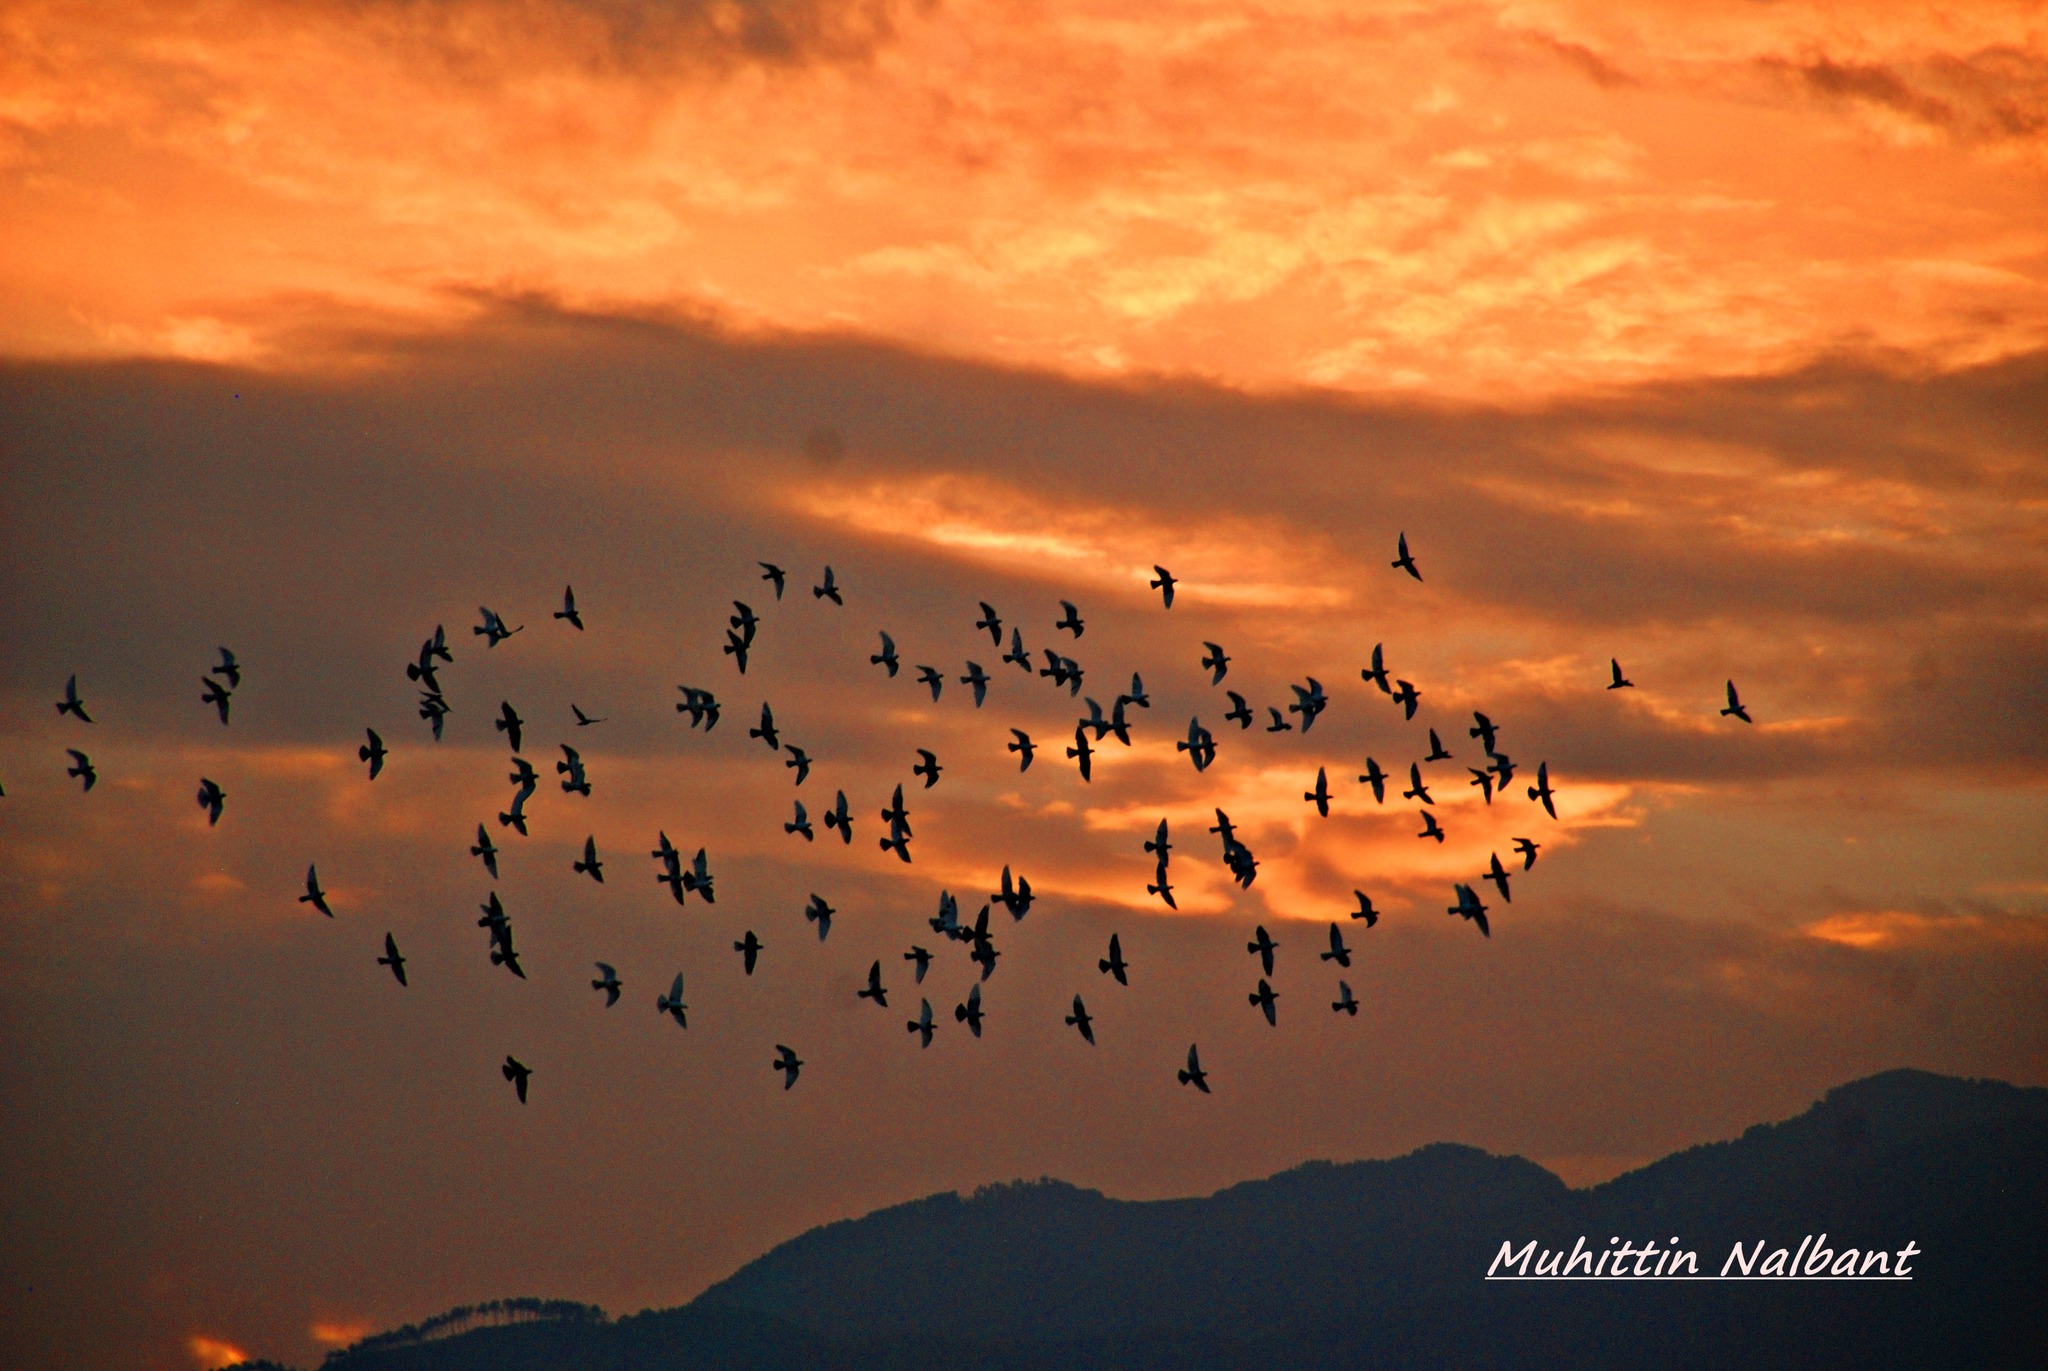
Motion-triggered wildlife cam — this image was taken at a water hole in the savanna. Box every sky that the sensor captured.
[1,1,2044,1367]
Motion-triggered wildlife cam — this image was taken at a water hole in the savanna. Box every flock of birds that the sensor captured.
[28,536,1761,1102]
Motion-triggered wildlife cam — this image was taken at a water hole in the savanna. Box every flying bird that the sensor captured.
[1484,853,1513,902]
[300,864,333,917]
[1513,836,1541,870]
[1469,768,1496,804]
[804,893,835,941]
[913,748,942,788]
[377,933,407,986]
[1002,627,1032,673]
[1099,933,1129,985]
[822,790,853,844]
[1356,761,1390,810]
[1333,982,1359,1016]
[976,601,1003,645]
[1264,707,1293,734]
[1200,642,1230,684]
[675,686,720,731]
[1249,978,1280,1026]
[776,799,811,843]
[1470,711,1499,755]
[1055,600,1084,637]
[1178,1044,1210,1093]
[474,605,522,647]
[556,744,591,796]
[954,983,984,1037]
[749,702,780,752]
[1066,726,1094,782]
[1608,658,1633,689]
[574,835,605,882]
[1007,729,1036,772]
[502,1056,530,1103]
[359,729,387,780]
[1425,729,1452,762]
[759,562,786,598]
[734,930,763,975]
[196,777,224,826]
[1150,566,1177,608]
[729,600,759,644]
[1147,869,1176,909]
[813,566,842,605]
[1176,716,1216,772]
[1145,818,1172,862]
[871,632,900,677]
[55,675,92,723]
[200,676,232,725]
[784,745,812,785]
[904,945,932,983]
[1247,925,1279,975]
[1361,644,1391,695]
[1305,767,1332,817]
[1287,678,1328,732]
[907,999,936,1048]
[1391,532,1422,581]
[858,960,889,1007]
[1065,995,1095,1045]
[1321,923,1352,968]
[1528,761,1557,819]
[1118,672,1151,710]
[1488,751,1518,788]
[961,661,990,707]
[1418,810,1445,843]
[1404,764,1434,806]
[1080,697,1113,742]
[571,704,606,727]
[1390,679,1421,720]
[591,962,622,1007]
[212,648,242,689]
[993,866,1034,920]
[682,848,715,903]
[722,627,751,674]
[554,585,584,630]
[495,701,524,752]
[1351,891,1380,926]
[1721,680,1752,723]
[915,664,944,701]
[417,688,452,741]
[1449,883,1491,937]
[657,973,688,1028]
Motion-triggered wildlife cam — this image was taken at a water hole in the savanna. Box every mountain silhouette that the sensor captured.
[297,1069,2044,1370]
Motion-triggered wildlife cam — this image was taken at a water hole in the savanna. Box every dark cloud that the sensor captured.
[1765,47,2048,144]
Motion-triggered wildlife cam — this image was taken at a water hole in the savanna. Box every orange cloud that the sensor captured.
[186,1334,249,1370]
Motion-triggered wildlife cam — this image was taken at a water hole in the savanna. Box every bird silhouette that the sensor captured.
[416,689,451,740]
[1247,925,1278,975]
[1066,726,1094,782]
[784,745,812,784]
[1361,644,1391,695]
[1178,1043,1210,1093]
[1118,672,1151,710]
[1200,642,1230,684]
[954,983,984,1037]
[1513,837,1541,870]
[377,933,407,986]
[212,648,242,689]
[200,676,232,725]
[1418,810,1445,843]
[749,702,780,752]
[734,930,763,975]
[907,999,936,1047]
[1484,852,1513,902]
[1264,706,1293,734]
[571,704,606,727]
[1099,933,1129,985]
[650,830,683,892]
[913,748,942,788]
[1287,678,1328,731]
[723,627,751,674]
[1003,626,1031,673]
[976,601,1003,645]
[555,585,584,629]
[1150,566,1177,608]
[822,789,853,844]
[591,962,622,1007]
[1177,716,1216,772]
[813,566,842,605]
[1722,680,1752,723]
[1305,767,1332,817]
[1147,868,1176,908]
[300,864,333,917]
[1358,756,1388,803]
[657,973,688,1028]
[1080,696,1112,742]
[682,848,715,903]
[359,729,387,780]
[1488,751,1518,788]
[1392,532,1422,581]
[495,701,524,752]
[1055,600,1084,637]
[1333,982,1359,1016]
[1065,995,1095,1044]
[502,1056,530,1103]
[759,562,786,599]
[1249,978,1279,1026]
[1144,818,1172,862]
[804,893,834,941]
[858,960,889,1007]
[555,744,591,796]
[1007,729,1036,772]
[1404,763,1434,806]
[1470,711,1499,754]
[961,661,990,706]
[574,835,605,882]
[1469,768,1496,804]
[1449,883,1491,937]
[1391,679,1421,720]
[993,866,1034,920]
[1220,691,1252,730]
[55,675,92,723]
[406,626,450,691]
[871,632,899,677]
[881,783,912,836]
[1528,761,1557,819]
[1321,923,1352,967]
[1608,658,1633,689]
[1351,891,1380,926]
[474,605,522,647]
[729,601,759,645]
[904,945,932,983]
[196,777,225,826]
[1425,729,1452,762]
[675,686,720,731]
[785,800,814,841]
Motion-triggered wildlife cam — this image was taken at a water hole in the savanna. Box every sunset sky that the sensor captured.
[2,2,2045,1367]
